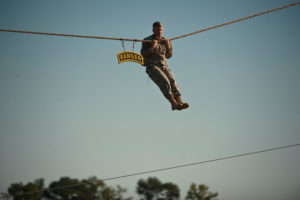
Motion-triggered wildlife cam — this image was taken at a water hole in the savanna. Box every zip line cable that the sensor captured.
[0,1,299,43]
[3,143,300,199]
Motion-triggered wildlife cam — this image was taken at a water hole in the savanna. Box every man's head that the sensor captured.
[152,21,163,39]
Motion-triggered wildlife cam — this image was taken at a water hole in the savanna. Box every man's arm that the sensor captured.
[164,38,173,59]
[141,40,158,58]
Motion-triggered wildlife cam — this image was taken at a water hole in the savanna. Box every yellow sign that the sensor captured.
[117,51,144,65]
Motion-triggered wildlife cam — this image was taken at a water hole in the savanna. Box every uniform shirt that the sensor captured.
[141,34,173,66]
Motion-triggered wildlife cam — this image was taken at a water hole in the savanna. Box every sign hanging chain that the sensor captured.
[121,40,125,51]
[132,41,135,52]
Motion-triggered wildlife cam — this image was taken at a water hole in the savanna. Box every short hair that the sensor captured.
[153,21,162,28]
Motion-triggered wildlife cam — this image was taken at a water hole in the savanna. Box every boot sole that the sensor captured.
[180,103,189,110]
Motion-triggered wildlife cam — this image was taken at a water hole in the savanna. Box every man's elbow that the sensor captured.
[141,51,150,58]
[166,53,172,59]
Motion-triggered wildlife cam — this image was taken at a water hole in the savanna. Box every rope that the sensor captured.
[0,1,299,43]
[0,28,147,42]
[4,143,300,199]
[169,1,300,41]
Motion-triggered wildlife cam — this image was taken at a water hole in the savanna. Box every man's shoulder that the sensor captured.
[143,34,154,40]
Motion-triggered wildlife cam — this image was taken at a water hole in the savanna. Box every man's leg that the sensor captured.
[161,65,189,109]
[160,65,181,97]
[146,65,181,110]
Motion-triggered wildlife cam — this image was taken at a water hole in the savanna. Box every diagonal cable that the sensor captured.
[4,143,299,199]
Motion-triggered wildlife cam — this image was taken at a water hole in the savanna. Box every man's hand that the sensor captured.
[151,40,158,51]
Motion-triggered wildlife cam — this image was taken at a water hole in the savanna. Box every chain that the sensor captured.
[133,41,135,51]
[121,40,125,51]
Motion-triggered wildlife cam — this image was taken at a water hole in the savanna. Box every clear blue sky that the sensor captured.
[1,0,300,199]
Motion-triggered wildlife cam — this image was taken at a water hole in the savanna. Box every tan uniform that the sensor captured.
[141,34,181,99]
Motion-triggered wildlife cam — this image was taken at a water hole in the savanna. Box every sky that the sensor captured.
[0,0,300,199]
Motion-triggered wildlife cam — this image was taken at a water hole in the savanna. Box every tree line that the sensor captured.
[1,176,218,200]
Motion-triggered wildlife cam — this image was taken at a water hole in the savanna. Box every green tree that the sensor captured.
[7,178,44,200]
[185,183,218,200]
[44,176,132,200]
[136,177,180,200]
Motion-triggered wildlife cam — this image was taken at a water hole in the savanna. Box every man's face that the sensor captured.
[153,25,163,39]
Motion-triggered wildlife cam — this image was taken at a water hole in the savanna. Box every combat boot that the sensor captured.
[167,95,181,111]
[175,95,189,110]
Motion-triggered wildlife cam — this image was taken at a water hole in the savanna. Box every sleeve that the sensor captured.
[166,41,173,59]
[141,41,155,58]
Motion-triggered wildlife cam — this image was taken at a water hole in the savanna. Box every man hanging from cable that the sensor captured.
[141,22,189,111]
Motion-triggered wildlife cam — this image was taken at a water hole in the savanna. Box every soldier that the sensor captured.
[141,22,189,111]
